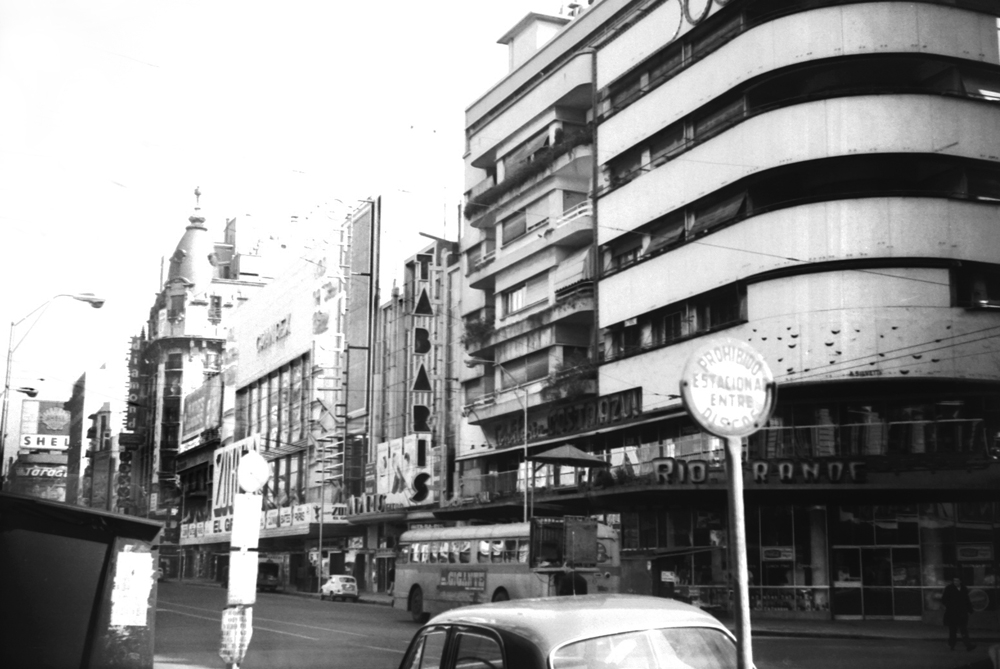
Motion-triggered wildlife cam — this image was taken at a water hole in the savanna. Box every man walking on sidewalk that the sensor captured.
[942,576,976,651]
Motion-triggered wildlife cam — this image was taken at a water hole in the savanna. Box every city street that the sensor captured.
[155,582,414,669]
[155,583,994,669]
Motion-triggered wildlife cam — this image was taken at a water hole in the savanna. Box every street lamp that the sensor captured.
[0,293,106,484]
[466,356,530,522]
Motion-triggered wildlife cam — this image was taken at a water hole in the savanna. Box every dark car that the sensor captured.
[397,593,739,669]
[256,561,281,592]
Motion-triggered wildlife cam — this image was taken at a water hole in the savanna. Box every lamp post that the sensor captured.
[466,357,529,522]
[0,293,105,485]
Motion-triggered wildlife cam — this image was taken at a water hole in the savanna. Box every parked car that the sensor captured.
[321,575,359,602]
[397,594,739,669]
[256,561,281,592]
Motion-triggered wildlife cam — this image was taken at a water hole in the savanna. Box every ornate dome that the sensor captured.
[165,187,215,290]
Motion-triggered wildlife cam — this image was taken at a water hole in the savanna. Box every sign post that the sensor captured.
[219,451,270,669]
[680,338,775,669]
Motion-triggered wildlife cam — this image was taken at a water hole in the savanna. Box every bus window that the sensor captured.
[399,545,409,564]
[439,541,451,564]
[478,541,490,562]
[459,541,471,563]
[491,541,504,563]
[517,540,529,564]
[419,542,430,563]
[503,540,518,563]
[428,542,439,564]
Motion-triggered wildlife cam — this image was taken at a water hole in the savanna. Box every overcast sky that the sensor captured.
[0,0,566,421]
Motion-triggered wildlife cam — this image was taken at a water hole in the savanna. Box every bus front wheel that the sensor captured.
[409,586,429,623]
[491,588,509,602]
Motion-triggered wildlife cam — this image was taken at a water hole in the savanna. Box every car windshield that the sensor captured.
[551,627,735,669]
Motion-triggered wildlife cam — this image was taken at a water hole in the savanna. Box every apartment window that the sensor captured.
[608,150,643,187]
[501,273,547,317]
[501,211,528,245]
[649,48,684,88]
[643,212,686,258]
[653,311,685,346]
[689,191,747,238]
[502,284,526,317]
[649,124,685,167]
[691,14,743,61]
[610,77,643,112]
[694,97,745,140]
[209,295,222,323]
[690,286,746,332]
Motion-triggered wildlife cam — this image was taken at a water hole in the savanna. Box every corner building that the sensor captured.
[457,0,1000,625]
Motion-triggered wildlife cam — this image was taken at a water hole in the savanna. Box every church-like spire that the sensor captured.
[189,186,206,227]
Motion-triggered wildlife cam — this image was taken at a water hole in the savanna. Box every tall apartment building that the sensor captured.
[454,0,1000,625]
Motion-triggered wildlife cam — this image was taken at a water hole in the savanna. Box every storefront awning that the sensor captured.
[529,444,609,469]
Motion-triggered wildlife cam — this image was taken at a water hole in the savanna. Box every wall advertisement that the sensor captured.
[373,432,436,508]
[19,400,72,451]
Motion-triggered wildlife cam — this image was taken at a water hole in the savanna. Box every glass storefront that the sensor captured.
[622,501,998,621]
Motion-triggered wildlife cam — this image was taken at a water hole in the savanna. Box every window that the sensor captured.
[689,191,746,238]
[649,124,685,166]
[209,295,222,322]
[501,284,526,317]
[694,97,745,140]
[501,211,527,244]
[168,295,185,320]
[452,631,505,669]
[653,311,684,345]
[403,629,447,669]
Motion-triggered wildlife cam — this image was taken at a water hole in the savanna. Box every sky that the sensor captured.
[0,0,569,444]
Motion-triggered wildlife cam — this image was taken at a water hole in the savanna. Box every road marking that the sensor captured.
[157,608,318,640]
[158,600,382,639]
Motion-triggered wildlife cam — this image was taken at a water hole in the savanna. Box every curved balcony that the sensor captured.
[468,202,594,291]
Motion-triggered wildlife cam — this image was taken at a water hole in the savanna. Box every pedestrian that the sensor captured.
[942,576,976,651]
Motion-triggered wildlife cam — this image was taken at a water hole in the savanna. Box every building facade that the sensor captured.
[348,237,461,594]
[126,194,270,576]
[454,0,1000,626]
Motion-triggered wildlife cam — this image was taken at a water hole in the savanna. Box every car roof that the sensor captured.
[424,594,732,655]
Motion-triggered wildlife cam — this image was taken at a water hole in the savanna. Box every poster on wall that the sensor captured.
[378,432,435,507]
[212,434,261,521]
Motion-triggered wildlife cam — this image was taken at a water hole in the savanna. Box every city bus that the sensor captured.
[393,517,620,622]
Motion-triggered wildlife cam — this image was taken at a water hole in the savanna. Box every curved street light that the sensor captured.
[0,293,106,486]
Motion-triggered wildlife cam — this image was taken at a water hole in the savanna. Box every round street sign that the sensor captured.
[680,337,776,438]
[237,451,270,493]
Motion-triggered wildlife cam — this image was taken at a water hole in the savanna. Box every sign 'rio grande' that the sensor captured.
[680,338,776,438]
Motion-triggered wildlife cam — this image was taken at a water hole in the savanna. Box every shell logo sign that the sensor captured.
[19,400,72,451]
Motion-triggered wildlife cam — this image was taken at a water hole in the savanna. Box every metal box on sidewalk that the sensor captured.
[0,492,163,668]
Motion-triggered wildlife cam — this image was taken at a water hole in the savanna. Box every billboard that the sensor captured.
[181,374,223,446]
[211,434,261,522]
[19,400,72,451]
[375,432,435,507]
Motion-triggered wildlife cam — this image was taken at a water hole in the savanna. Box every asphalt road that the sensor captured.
[155,582,416,669]
[156,583,993,669]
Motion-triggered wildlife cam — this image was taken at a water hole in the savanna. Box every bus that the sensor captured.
[393,517,620,622]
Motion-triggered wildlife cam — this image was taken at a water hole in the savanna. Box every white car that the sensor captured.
[320,575,359,602]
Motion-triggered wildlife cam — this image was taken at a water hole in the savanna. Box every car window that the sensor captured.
[404,629,448,669]
[551,627,735,669]
[453,630,504,669]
